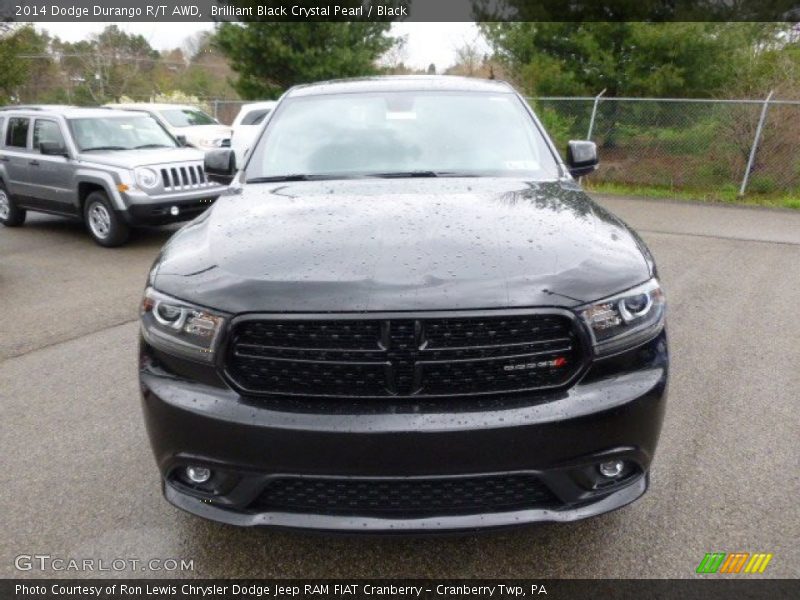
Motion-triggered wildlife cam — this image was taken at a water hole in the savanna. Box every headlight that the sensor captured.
[135,167,159,189]
[140,288,227,363]
[577,278,665,356]
[198,138,225,148]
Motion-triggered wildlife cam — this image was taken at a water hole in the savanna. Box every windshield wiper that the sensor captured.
[365,170,480,178]
[80,146,128,152]
[246,174,349,183]
[133,144,173,149]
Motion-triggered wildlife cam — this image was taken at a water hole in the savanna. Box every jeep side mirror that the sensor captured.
[39,141,69,158]
[204,148,236,183]
[176,134,187,147]
[566,140,598,178]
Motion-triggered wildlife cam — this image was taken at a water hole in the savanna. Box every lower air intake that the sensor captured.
[248,474,559,518]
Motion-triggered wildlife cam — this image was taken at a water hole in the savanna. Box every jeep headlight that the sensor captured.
[135,167,159,189]
[140,288,227,363]
[577,278,665,356]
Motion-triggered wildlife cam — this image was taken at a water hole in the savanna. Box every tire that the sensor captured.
[0,182,26,227]
[83,191,129,247]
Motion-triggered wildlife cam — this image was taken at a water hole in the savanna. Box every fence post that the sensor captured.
[213,99,219,121]
[739,90,774,196]
[586,88,606,140]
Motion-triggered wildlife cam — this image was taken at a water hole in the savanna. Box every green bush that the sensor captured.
[605,119,720,156]
[747,174,779,195]
[534,106,577,153]
[785,198,800,210]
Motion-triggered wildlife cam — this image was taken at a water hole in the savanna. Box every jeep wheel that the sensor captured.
[84,191,129,247]
[0,183,26,227]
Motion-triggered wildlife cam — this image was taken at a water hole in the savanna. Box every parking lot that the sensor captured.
[1,195,798,578]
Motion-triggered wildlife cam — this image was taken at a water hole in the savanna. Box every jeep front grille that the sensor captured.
[225,312,585,398]
[159,163,214,191]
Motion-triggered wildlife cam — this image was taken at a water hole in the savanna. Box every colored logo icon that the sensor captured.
[696,552,773,574]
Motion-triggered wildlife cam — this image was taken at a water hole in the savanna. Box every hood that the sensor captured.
[76,147,205,169]
[179,124,232,146]
[151,178,652,314]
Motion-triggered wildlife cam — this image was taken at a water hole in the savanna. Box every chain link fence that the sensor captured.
[533,95,800,198]
[208,99,250,126]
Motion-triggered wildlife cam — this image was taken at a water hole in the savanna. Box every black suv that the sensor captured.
[139,77,668,532]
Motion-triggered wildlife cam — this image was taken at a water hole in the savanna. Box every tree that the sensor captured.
[479,22,789,98]
[445,40,504,79]
[53,25,160,103]
[215,18,397,99]
[472,0,800,23]
[182,31,213,61]
[178,33,239,99]
[0,25,52,103]
[448,41,484,77]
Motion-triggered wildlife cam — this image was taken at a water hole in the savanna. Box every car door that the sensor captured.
[0,116,38,203]
[29,118,76,214]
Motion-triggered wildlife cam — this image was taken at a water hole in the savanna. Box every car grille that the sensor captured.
[225,312,584,398]
[159,162,215,191]
[248,474,559,517]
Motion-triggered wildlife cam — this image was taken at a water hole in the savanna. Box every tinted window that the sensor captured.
[247,92,560,181]
[241,109,271,126]
[6,117,30,148]
[33,120,66,152]
[159,108,217,127]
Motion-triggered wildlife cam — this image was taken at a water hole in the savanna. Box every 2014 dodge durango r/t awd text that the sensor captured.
[139,76,668,532]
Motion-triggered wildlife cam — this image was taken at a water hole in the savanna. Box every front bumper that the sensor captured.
[121,188,223,226]
[139,331,668,533]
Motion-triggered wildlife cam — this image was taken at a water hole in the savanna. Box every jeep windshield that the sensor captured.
[70,115,178,152]
[245,91,562,182]
[159,108,218,127]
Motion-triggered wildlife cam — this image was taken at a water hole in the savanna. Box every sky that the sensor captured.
[37,22,489,71]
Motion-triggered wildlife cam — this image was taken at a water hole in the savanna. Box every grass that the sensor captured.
[585,181,800,211]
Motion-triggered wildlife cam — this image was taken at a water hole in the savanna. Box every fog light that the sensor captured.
[170,205,180,216]
[185,466,211,484]
[598,460,625,478]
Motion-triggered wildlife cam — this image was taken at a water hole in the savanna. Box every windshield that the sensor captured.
[246,91,560,181]
[70,116,177,151]
[241,108,271,126]
[160,108,217,127]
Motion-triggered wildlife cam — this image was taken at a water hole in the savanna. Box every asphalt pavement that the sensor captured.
[1,195,798,578]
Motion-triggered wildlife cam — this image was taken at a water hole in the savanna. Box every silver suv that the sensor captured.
[0,106,224,246]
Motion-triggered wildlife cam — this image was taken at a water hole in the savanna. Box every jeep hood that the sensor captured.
[151,178,652,313]
[76,147,205,169]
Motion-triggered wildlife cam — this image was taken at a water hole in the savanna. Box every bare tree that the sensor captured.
[379,34,409,72]
[452,40,484,77]
[182,31,212,62]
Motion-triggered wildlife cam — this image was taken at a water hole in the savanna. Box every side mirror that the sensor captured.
[39,141,69,158]
[175,134,188,147]
[204,148,236,184]
[566,140,598,178]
